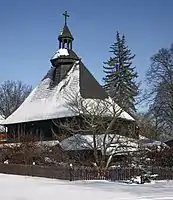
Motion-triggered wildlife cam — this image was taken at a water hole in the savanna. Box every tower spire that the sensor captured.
[50,11,79,67]
[63,11,69,26]
[58,11,74,50]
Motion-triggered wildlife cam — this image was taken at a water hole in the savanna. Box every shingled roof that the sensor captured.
[2,59,134,125]
[58,25,74,40]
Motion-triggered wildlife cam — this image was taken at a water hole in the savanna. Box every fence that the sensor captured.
[0,163,173,181]
[0,164,70,180]
[71,167,173,181]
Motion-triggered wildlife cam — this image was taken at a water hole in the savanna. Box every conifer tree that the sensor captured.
[103,31,138,114]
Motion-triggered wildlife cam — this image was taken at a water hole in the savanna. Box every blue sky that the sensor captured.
[0,0,172,92]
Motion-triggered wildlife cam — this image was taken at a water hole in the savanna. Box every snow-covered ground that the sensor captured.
[0,174,173,200]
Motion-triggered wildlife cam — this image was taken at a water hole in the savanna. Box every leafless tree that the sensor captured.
[0,80,32,118]
[52,91,138,170]
[136,112,159,139]
[144,44,173,139]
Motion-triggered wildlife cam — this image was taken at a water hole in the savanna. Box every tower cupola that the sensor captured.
[58,11,74,50]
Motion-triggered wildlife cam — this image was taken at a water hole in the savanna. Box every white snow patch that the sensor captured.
[51,48,69,59]
[0,174,173,200]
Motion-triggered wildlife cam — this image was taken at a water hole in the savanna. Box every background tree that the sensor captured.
[136,112,158,139]
[0,80,32,118]
[145,44,173,139]
[103,31,139,115]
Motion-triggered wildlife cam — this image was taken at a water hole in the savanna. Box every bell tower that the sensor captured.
[58,11,74,50]
[50,11,79,86]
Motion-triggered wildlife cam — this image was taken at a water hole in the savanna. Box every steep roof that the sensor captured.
[2,57,135,125]
[58,25,74,40]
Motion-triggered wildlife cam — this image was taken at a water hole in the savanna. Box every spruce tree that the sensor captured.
[103,31,138,114]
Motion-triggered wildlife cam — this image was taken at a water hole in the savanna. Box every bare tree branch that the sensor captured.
[0,80,32,118]
[52,89,137,169]
[143,44,173,138]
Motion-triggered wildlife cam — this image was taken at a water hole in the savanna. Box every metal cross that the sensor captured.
[63,11,69,26]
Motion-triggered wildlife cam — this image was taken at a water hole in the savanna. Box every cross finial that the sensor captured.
[63,11,69,26]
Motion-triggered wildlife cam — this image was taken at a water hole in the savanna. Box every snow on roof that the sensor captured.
[79,96,134,121]
[138,135,168,148]
[51,48,69,59]
[0,140,60,149]
[60,134,138,155]
[139,138,168,148]
[3,61,135,125]
[2,62,80,124]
